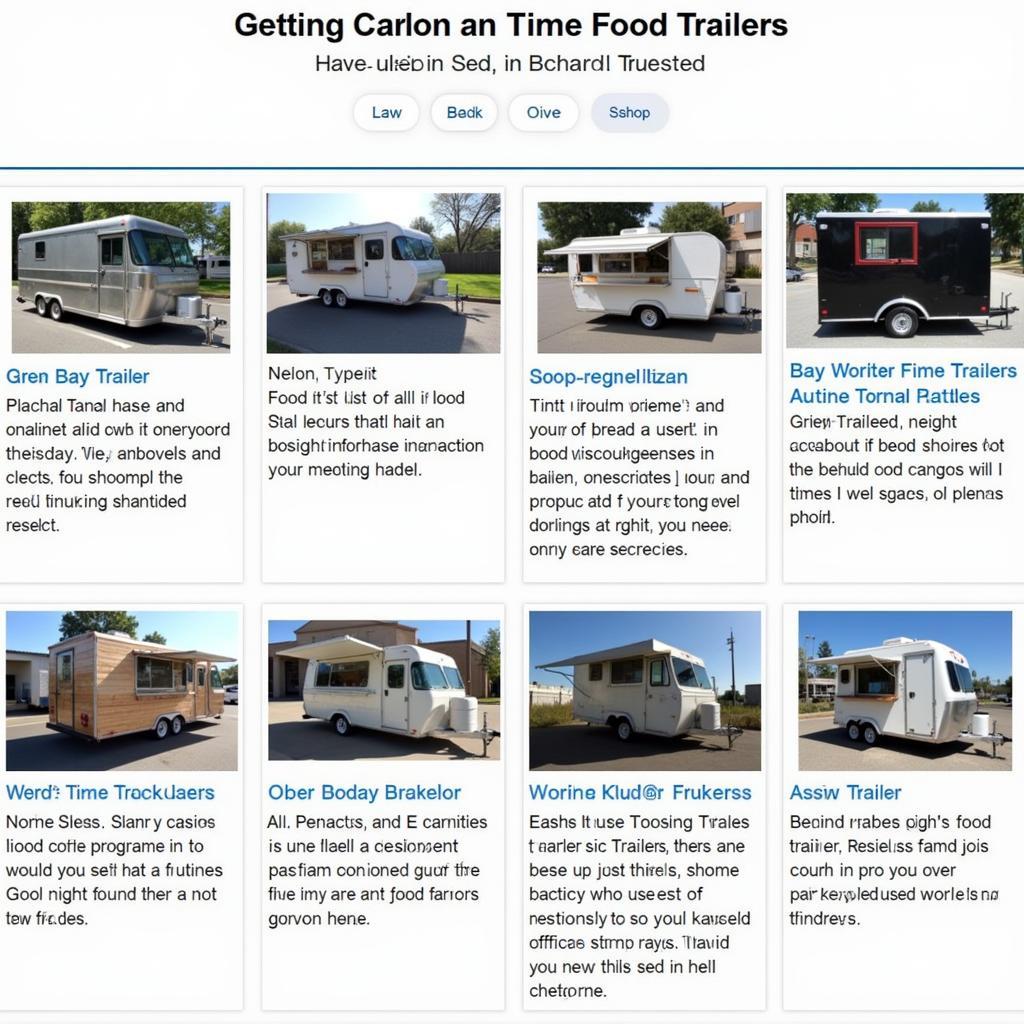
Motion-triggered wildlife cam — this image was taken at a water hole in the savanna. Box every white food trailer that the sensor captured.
[536,638,740,746]
[282,636,497,756]
[281,222,448,308]
[545,227,758,330]
[813,636,1005,756]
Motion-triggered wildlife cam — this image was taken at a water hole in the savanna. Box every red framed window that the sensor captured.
[854,221,918,266]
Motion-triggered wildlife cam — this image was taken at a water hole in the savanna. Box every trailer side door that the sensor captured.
[362,236,388,297]
[98,234,127,320]
[904,652,935,737]
[382,660,409,731]
[643,658,681,735]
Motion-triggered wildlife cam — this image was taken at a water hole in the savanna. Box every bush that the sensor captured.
[799,701,834,714]
[530,703,575,728]
[734,265,762,278]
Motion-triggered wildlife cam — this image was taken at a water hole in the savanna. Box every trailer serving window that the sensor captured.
[946,661,974,693]
[610,658,644,685]
[412,662,449,689]
[328,238,355,260]
[315,660,369,688]
[854,222,918,266]
[128,230,195,268]
[136,656,186,693]
[673,658,713,689]
[855,664,896,696]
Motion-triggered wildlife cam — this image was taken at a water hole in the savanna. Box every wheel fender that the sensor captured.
[629,300,668,317]
[607,712,637,731]
[332,712,351,728]
[874,297,928,322]
[151,713,172,731]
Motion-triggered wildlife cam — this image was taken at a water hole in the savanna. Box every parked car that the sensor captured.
[539,265,556,273]
[786,266,805,282]
[223,684,238,705]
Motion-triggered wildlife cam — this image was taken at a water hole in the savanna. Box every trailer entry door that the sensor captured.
[98,234,126,320]
[383,661,409,731]
[55,649,75,728]
[644,658,680,735]
[904,652,935,737]
[363,236,388,297]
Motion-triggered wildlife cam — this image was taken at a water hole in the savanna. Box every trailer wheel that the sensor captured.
[319,289,333,307]
[333,714,350,737]
[35,295,48,316]
[170,716,183,737]
[614,718,634,742]
[48,298,64,322]
[846,720,861,743]
[636,305,665,330]
[884,305,919,339]
[154,717,170,740]
[332,290,348,308]
[862,723,878,745]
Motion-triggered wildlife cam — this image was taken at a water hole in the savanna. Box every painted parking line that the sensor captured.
[49,321,134,350]
[4,718,49,729]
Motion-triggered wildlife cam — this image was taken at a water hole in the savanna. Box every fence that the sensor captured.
[529,686,571,708]
[441,250,500,274]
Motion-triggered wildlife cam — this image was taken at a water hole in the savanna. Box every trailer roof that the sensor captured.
[546,232,676,256]
[280,222,431,242]
[19,215,190,240]
[537,637,704,669]
[810,637,958,667]
[817,211,988,219]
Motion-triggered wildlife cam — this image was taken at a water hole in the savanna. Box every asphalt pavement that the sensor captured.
[786,269,1024,348]
[267,699,501,761]
[537,274,762,354]
[530,721,761,771]
[798,704,1012,771]
[11,287,230,353]
[5,705,238,771]
[266,281,500,354]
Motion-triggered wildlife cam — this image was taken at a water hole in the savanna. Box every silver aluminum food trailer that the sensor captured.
[812,636,1006,757]
[536,638,741,746]
[17,215,226,342]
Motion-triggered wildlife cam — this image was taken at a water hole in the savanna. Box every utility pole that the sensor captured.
[726,629,736,705]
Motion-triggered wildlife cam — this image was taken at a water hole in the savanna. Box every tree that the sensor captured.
[985,194,1024,263]
[80,202,216,249]
[540,202,652,247]
[481,627,501,690]
[28,202,86,231]
[408,215,435,236]
[815,640,836,679]
[786,193,878,264]
[798,646,808,694]
[209,204,231,255]
[429,193,501,252]
[657,202,731,242]
[142,631,167,645]
[911,200,944,212]
[59,611,138,640]
[828,194,880,213]
[219,665,238,688]
[267,219,305,264]
[11,201,32,280]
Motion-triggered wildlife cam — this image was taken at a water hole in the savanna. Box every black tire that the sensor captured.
[154,717,170,740]
[333,290,348,308]
[48,299,64,322]
[333,715,350,737]
[636,305,665,330]
[884,305,919,339]
[320,290,333,307]
[614,718,634,742]
[862,723,878,746]
[35,295,48,316]
[170,716,183,736]
[846,721,861,742]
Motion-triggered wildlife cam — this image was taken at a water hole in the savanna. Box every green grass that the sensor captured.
[198,280,230,297]
[444,273,501,299]
[478,697,501,705]
[799,701,834,714]
[529,703,576,728]
[721,705,761,730]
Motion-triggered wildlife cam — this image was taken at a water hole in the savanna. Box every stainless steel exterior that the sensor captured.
[17,215,200,327]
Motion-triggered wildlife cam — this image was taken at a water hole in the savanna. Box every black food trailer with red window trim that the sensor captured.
[815,211,1017,339]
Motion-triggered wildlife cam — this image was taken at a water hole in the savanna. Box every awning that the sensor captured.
[810,652,900,667]
[275,635,382,662]
[133,648,235,663]
[538,638,675,669]
[546,233,673,256]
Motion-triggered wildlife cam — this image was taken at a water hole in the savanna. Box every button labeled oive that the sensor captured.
[509,94,579,132]
[353,94,419,132]
[431,94,497,132]
[592,93,669,132]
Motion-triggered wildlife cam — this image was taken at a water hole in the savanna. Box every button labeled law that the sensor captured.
[509,94,578,132]
[353,94,419,131]
[592,93,669,132]
[431,94,497,132]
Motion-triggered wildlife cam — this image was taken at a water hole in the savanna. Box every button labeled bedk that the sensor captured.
[431,94,497,131]
[353,94,419,131]
[592,93,669,132]
[509,94,578,132]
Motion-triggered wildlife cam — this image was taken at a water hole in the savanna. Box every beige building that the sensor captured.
[268,620,492,700]
[722,202,762,274]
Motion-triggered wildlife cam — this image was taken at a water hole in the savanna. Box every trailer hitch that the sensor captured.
[195,302,227,345]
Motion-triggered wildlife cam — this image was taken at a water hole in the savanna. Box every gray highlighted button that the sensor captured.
[592,93,668,132]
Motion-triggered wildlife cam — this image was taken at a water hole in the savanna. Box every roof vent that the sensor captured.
[620,226,660,235]
[882,636,915,646]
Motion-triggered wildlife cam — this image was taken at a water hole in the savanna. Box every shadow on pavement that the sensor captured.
[268,720,488,761]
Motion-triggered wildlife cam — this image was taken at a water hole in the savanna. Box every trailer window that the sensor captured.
[634,242,669,273]
[34,241,46,260]
[329,661,369,688]
[588,662,602,682]
[649,661,668,687]
[577,254,593,273]
[210,666,224,690]
[136,657,186,693]
[387,664,405,689]
[365,239,384,260]
[442,665,465,689]
[101,237,124,267]
[129,230,195,268]
[598,254,633,274]
[855,664,896,696]
[610,658,644,685]
[392,236,440,261]
[310,239,328,271]
[946,661,974,693]
[328,238,355,260]
[412,662,449,689]
[673,658,713,689]
[56,650,73,690]
[854,222,918,266]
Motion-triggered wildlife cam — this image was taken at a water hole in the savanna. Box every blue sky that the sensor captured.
[874,193,987,212]
[268,619,499,646]
[798,611,1011,681]
[6,611,238,662]
[529,611,761,693]
[536,201,736,239]
[269,192,442,230]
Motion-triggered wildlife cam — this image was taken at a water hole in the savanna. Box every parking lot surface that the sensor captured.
[530,721,760,771]
[798,704,1011,771]
[537,275,762,354]
[268,699,501,761]
[266,282,500,354]
[5,705,238,771]
[12,287,229,353]
[786,269,1024,348]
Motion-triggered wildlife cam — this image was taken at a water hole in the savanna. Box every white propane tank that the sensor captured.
[971,712,992,736]
[433,278,449,297]
[450,696,478,733]
[723,286,742,315]
[176,295,202,319]
[699,702,721,731]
